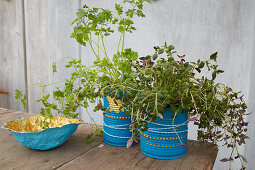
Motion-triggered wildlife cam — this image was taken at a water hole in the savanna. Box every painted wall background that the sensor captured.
[0,0,254,169]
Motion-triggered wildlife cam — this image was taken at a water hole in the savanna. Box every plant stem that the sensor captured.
[117,33,123,52]
[122,31,125,52]
[100,33,109,59]
[89,39,100,61]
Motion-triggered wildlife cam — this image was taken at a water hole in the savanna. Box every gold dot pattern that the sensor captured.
[141,132,188,141]
[104,114,130,119]
[141,139,187,148]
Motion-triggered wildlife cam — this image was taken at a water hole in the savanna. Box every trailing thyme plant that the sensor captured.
[120,43,249,169]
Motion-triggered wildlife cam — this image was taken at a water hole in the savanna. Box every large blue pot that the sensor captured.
[140,108,188,159]
[103,96,133,147]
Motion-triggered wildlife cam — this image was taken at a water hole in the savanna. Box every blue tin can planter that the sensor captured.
[103,96,133,147]
[140,108,188,159]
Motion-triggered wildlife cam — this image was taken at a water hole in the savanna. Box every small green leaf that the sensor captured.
[52,62,57,75]
[198,61,205,69]
[212,70,217,80]
[152,53,158,60]
[210,52,218,62]
[129,72,138,78]
[158,49,164,54]
[217,70,224,73]
[168,45,174,51]
[85,133,94,143]
[185,65,193,72]
[95,129,103,136]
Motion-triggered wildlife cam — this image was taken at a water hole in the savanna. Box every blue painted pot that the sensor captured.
[140,108,188,159]
[103,96,133,147]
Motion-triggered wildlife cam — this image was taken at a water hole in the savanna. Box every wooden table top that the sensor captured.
[0,108,218,170]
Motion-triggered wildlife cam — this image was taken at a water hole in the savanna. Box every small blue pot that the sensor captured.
[103,96,133,147]
[140,108,188,159]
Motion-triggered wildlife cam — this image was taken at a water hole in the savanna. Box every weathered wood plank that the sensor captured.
[0,108,17,115]
[25,0,80,115]
[47,0,80,116]
[0,112,103,170]
[58,142,218,170]
[0,0,26,111]
[24,0,50,114]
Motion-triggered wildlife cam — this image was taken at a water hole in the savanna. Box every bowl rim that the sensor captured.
[1,116,84,134]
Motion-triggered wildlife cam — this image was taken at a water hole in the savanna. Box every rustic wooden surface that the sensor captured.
[0,108,218,170]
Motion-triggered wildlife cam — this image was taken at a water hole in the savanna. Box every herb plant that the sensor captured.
[15,0,150,145]
[120,43,249,169]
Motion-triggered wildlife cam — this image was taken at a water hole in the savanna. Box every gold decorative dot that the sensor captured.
[160,138,162,140]
[150,143,152,146]
[169,138,172,140]
[166,138,168,140]
[162,145,164,147]
[163,138,165,140]
[158,144,160,147]
[165,145,168,147]
[156,137,158,140]
[169,145,171,147]
[153,137,155,139]
[153,144,155,146]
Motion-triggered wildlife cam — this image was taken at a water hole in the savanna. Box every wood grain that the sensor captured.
[24,0,50,114]
[0,108,17,116]
[0,110,103,170]
[0,0,26,111]
[58,141,218,170]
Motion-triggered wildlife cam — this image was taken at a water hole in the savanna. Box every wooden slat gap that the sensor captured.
[54,141,104,170]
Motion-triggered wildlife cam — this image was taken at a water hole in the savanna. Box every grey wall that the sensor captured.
[0,0,255,169]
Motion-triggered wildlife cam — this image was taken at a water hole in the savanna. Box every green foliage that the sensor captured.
[40,120,49,129]
[15,89,27,109]
[85,133,94,143]
[94,128,103,136]
[52,62,57,75]
[85,128,103,143]
[70,0,150,56]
